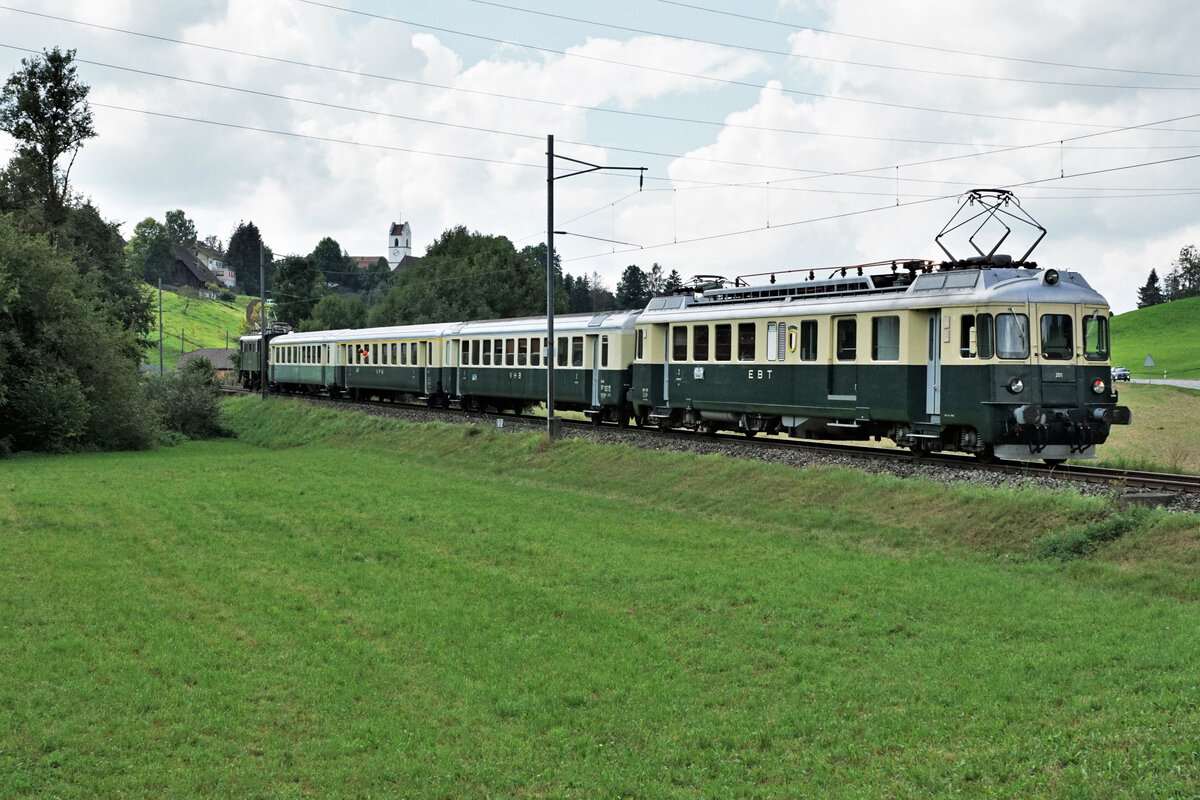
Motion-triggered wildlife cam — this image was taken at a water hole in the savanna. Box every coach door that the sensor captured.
[926,311,942,420]
[590,335,601,407]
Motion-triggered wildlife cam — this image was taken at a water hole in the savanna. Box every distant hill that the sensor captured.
[1110,296,1200,380]
[143,285,253,371]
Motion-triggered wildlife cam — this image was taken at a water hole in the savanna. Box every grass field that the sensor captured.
[3,399,1200,798]
[1093,382,1200,473]
[143,286,251,371]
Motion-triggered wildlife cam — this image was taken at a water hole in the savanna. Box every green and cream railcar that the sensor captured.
[632,266,1129,462]
[441,311,640,421]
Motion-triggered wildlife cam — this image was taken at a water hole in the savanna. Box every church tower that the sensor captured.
[387,217,412,269]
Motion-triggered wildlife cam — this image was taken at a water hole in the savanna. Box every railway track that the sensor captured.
[221,386,1200,497]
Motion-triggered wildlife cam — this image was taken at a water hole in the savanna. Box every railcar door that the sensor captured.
[662,328,671,405]
[926,311,942,420]
[590,335,601,407]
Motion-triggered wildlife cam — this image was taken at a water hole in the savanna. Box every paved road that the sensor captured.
[1130,378,1200,390]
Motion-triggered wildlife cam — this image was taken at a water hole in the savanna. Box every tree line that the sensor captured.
[1137,246,1200,308]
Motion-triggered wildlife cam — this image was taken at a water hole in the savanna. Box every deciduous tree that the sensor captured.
[0,48,95,229]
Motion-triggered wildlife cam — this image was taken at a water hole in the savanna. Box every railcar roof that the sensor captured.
[637,267,1109,323]
[450,309,641,336]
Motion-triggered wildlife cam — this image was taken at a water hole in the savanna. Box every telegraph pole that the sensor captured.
[546,135,559,440]
[259,242,268,400]
[157,279,163,375]
[545,134,646,440]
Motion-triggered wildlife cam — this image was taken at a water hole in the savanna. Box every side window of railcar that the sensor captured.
[800,320,817,361]
[1040,314,1073,360]
[715,324,732,361]
[482,340,491,365]
[836,318,856,361]
[506,339,516,366]
[635,329,645,360]
[558,336,569,367]
[600,336,608,368]
[533,337,542,367]
[693,325,709,361]
[996,314,1029,359]
[960,315,976,358]
[738,323,755,361]
[871,316,900,361]
[518,338,528,366]
[672,326,688,362]
[571,336,584,367]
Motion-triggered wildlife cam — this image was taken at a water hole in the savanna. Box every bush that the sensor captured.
[1033,507,1155,561]
[6,368,91,452]
[219,289,236,303]
[143,357,227,442]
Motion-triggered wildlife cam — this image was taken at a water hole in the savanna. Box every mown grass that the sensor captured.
[2,398,1199,798]
[142,286,251,370]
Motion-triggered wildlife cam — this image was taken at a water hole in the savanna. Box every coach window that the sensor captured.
[996,313,1029,359]
[672,326,688,362]
[636,329,645,360]
[505,339,515,366]
[1040,314,1073,359]
[572,336,584,367]
[518,338,528,366]
[459,340,469,366]
[531,337,541,367]
[558,336,569,367]
[693,325,709,361]
[715,324,732,361]
[871,316,900,361]
[800,320,817,361]
[600,335,609,368]
[482,339,491,366]
[1084,313,1109,360]
[836,318,857,361]
[370,343,378,364]
[356,345,363,365]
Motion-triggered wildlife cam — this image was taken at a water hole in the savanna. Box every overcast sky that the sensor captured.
[3,0,1199,312]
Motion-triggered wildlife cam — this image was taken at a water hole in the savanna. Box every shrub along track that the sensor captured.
[222,387,1200,512]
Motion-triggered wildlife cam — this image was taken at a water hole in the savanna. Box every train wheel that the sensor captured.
[974,445,995,464]
[743,429,758,439]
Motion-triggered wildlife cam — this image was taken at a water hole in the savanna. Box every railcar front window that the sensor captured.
[996,314,1029,359]
[1040,314,1073,360]
[737,323,755,361]
[1084,314,1109,360]
[715,324,732,362]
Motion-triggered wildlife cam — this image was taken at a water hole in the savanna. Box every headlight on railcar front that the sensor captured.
[1091,378,1106,395]
[1007,377,1024,394]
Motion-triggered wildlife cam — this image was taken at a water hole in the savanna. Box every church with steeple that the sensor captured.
[388,217,413,270]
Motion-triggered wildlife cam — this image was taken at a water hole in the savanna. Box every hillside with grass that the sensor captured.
[1110,295,1200,380]
[142,285,254,371]
[2,399,1200,798]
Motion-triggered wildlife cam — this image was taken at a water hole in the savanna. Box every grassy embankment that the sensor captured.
[2,397,1200,798]
[142,285,252,371]
[1110,294,1200,380]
